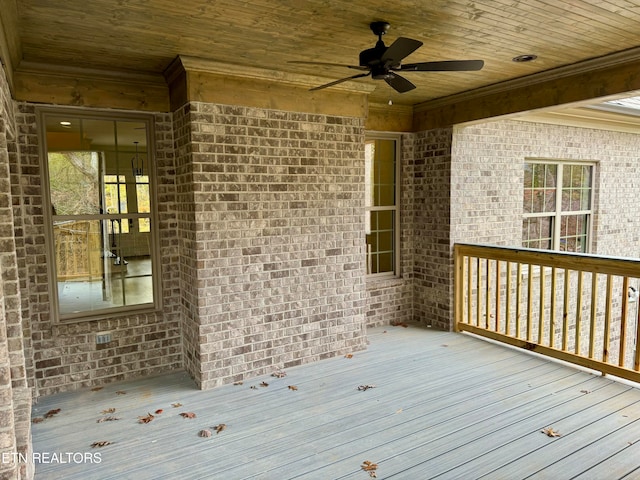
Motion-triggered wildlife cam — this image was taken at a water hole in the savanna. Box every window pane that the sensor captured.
[523,216,553,249]
[372,139,396,207]
[560,214,588,252]
[366,209,395,274]
[136,183,150,213]
[524,163,556,214]
[48,152,101,215]
[562,164,592,212]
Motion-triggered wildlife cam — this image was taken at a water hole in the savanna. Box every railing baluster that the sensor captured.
[550,267,557,349]
[589,272,598,359]
[563,269,570,352]
[506,262,512,336]
[476,257,481,327]
[576,271,584,356]
[495,260,501,332]
[526,264,533,342]
[516,263,522,338]
[603,274,613,364]
[620,277,629,367]
[634,294,640,371]
[485,259,491,329]
[466,255,472,326]
[538,265,545,344]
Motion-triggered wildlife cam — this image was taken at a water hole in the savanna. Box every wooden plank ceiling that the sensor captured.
[7,0,640,109]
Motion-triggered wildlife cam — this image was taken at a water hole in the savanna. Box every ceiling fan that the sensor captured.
[291,21,484,93]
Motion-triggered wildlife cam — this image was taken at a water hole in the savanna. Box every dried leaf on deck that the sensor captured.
[199,429,212,438]
[91,386,104,392]
[288,385,298,391]
[361,460,378,478]
[233,381,244,385]
[541,427,561,437]
[357,385,376,391]
[44,408,61,418]
[580,390,591,394]
[115,390,127,395]
[171,402,183,408]
[155,409,164,415]
[138,413,155,424]
[344,354,353,359]
[180,412,197,419]
[260,381,269,387]
[91,441,112,448]
[391,321,409,328]
[271,370,287,378]
[214,423,226,434]
[31,417,44,424]
[250,385,258,390]
[96,416,120,423]
[101,408,116,414]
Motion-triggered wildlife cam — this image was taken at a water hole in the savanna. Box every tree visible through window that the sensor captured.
[523,160,594,252]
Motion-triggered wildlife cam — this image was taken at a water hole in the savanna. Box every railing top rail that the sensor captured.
[454,243,640,278]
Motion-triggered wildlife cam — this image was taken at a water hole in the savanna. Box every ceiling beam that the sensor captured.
[0,0,21,93]
[414,47,640,130]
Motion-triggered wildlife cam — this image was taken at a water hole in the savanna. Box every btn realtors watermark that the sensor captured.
[2,451,102,464]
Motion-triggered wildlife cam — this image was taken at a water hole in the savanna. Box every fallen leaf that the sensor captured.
[580,390,591,394]
[441,344,449,347]
[271,370,287,378]
[96,416,120,423]
[391,321,408,328]
[198,429,212,438]
[361,460,378,478]
[91,387,104,392]
[250,385,257,390]
[383,330,387,333]
[155,409,164,415]
[171,403,183,408]
[233,381,244,385]
[115,390,127,395]
[180,412,197,419]
[101,408,116,414]
[138,413,155,424]
[396,408,403,414]
[31,417,44,424]
[344,354,353,359]
[44,409,61,418]
[90,441,112,448]
[260,381,269,387]
[357,385,376,391]
[541,427,561,437]
[214,423,226,434]
[288,385,298,391]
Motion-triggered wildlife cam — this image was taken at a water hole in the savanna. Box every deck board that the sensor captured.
[31,326,640,479]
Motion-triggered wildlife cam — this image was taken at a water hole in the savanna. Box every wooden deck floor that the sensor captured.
[31,326,640,479]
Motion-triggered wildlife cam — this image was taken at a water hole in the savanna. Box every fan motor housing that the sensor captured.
[359,44,386,67]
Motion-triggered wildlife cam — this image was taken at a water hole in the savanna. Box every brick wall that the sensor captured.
[14,106,183,397]
[0,64,31,479]
[182,102,368,388]
[451,119,640,252]
[411,128,454,330]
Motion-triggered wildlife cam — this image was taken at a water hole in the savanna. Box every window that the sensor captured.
[365,135,400,276]
[523,160,594,252]
[40,110,160,321]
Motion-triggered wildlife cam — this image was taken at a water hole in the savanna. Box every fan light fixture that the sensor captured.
[131,141,144,177]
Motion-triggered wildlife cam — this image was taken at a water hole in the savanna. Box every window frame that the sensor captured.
[37,107,162,323]
[365,132,401,279]
[523,158,595,253]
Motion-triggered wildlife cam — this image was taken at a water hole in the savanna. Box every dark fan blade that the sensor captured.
[381,37,423,64]
[309,72,371,91]
[400,60,484,71]
[288,61,368,71]
[384,72,416,93]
